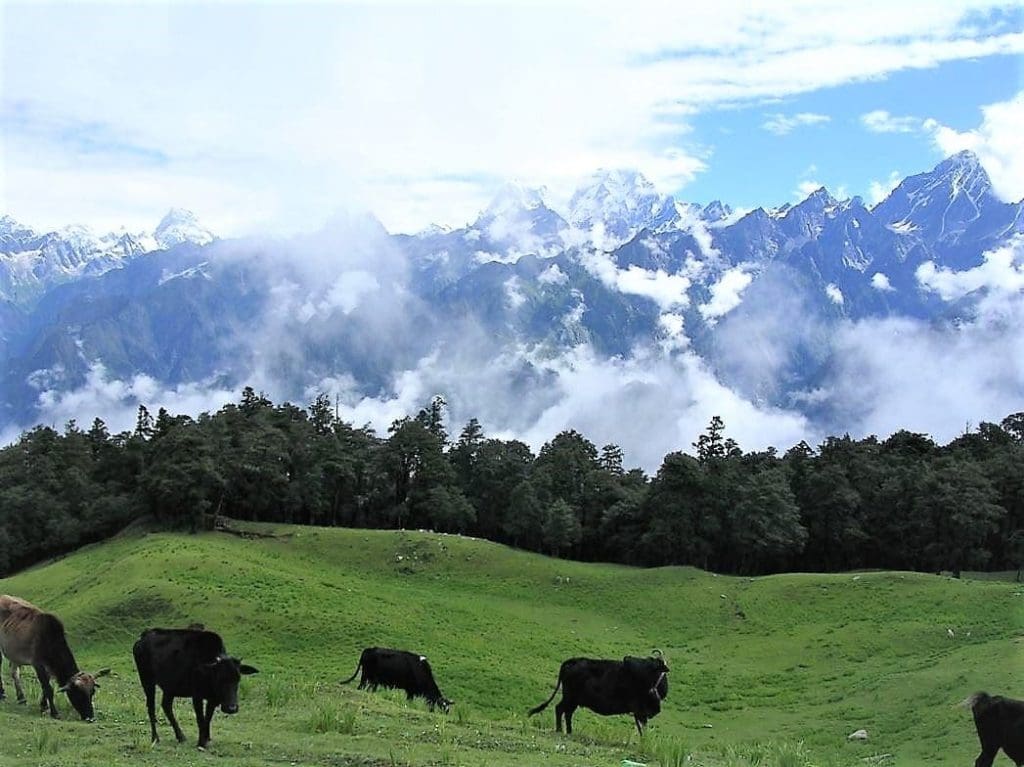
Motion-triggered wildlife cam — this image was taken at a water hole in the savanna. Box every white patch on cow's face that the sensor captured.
[419,656,426,662]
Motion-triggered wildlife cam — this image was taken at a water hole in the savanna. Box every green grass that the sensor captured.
[1,523,1021,766]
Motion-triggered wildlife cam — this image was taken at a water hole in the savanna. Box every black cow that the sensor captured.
[132,628,258,749]
[340,647,452,712]
[964,692,1024,766]
[529,655,669,735]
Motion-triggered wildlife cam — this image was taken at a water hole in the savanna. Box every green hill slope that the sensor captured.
[1,524,1020,766]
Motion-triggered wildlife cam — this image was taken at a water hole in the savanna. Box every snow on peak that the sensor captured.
[0,214,32,235]
[701,200,733,222]
[484,183,548,218]
[568,168,675,239]
[154,208,215,248]
[799,187,838,209]
[938,149,982,173]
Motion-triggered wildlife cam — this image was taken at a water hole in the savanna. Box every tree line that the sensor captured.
[1,387,1022,579]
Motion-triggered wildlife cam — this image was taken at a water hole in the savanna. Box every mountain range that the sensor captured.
[1,150,1021,444]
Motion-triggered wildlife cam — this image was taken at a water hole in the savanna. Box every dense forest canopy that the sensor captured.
[1,387,1021,579]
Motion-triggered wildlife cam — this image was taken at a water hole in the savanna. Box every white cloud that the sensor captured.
[700,266,754,322]
[4,3,1023,233]
[763,112,831,135]
[796,180,824,199]
[924,91,1024,202]
[811,237,1024,441]
[916,236,1024,300]
[581,250,691,310]
[325,342,810,472]
[505,276,528,309]
[319,270,380,315]
[871,272,895,291]
[868,170,903,206]
[860,109,920,133]
[27,362,236,436]
[538,264,569,285]
[658,312,689,352]
[825,283,845,305]
[820,309,1024,443]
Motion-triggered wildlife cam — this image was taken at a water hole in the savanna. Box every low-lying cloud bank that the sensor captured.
[7,234,1023,472]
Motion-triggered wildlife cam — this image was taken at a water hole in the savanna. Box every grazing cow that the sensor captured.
[963,692,1024,766]
[529,654,669,735]
[340,647,452,712]
[132,627,258,749]
[0,595,109,721]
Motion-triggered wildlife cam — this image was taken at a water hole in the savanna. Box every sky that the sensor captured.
[2,1,1023,236]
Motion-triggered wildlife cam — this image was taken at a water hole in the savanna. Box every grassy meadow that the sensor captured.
[0,524,1021,766]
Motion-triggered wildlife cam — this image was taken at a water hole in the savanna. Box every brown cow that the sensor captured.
[0,595,109,721]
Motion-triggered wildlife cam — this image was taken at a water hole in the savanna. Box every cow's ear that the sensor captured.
[239,664,259,676]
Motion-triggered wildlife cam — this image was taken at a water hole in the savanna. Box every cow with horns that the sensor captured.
[529,650,669,735]
[0,594,110,721]
[132,626,259,749]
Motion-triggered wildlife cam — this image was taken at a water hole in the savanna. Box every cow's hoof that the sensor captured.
[16,697,26,705]
[176,735,187,744]
[49,711,60,719]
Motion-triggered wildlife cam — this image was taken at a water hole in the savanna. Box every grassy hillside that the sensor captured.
[1,524,1020,766]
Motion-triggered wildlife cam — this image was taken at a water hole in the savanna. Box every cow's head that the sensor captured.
[203,654,259,714]
[58,668,111,721]
[437,696,453,714]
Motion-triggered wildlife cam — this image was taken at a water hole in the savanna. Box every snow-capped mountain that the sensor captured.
[0,209,215,305]
[153,208,215,249]
[567,169,677,242]
[473,183,569,253]
[1,152,1022,435]
[872,149,1022,267]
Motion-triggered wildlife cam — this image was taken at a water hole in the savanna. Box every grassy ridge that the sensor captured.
[0,524,1020,766]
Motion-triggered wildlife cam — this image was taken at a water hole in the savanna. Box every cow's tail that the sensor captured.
[528,673,562,716]
[958,692,990,711]
[339,658,362,685]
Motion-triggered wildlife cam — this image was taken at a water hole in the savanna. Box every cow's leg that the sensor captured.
[161,692,186,743]
[974,747,998,767]
[634,714,646,737]
[563,704,575,735]
[554,700,564,732]
[199,699,216,748]
[142,682,159,744]
[973,723,1001,767]
[33,664,58,718]
[0,652,5,700]
[10,663,26,704]
[193,696,214,745]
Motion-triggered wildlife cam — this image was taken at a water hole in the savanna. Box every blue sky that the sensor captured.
[682,54,1023,209]
[1,1,1022,234]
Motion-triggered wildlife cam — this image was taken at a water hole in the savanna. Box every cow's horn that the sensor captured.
[651,648,663,658]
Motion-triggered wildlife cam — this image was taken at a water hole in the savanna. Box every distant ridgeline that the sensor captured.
[1,386,1021,578]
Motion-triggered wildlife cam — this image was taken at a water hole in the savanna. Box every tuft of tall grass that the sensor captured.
[34,727,62,755]
[264,675,298,708]
[651,734,691,767]
[720,740,816,767]
[308,701,358,734]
